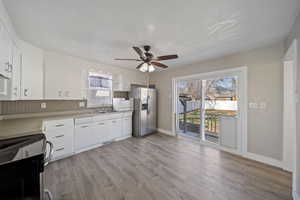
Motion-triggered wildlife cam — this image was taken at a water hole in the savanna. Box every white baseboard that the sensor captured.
[294,191,300,200]
[157,128,175,136]
[244,152,283,169]
[161,130,283,169]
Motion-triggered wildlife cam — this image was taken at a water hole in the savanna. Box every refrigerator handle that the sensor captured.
[147,95,150,114]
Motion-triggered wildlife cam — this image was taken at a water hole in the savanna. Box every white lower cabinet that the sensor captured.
[110,118,123,140]
[94,120,110,143]
[122,117,132,137]
[44,112,133,160]
[74,123,96,151]
[43,118,74,161]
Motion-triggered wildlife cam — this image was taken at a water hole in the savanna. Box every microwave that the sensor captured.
[88,72,112,90]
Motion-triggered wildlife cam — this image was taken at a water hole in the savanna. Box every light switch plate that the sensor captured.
[249,102,258,109]
[259,102,267,109]
[41,102,47,109]
[79,101,85,108]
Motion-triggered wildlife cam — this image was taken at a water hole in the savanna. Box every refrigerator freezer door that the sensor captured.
[147,89,157,134]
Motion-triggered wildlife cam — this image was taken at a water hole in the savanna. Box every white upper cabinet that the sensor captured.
[10,44,21,100]
[20,40,44,100]
[112,74,131,91]
[44,52,84,100]
[0,22,12,79]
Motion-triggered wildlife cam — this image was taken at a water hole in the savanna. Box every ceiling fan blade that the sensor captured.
[114,58,141,61]
[151,61,168,69]
[156,54,178,61]
[133,47,144,58]
[136,62,145,69]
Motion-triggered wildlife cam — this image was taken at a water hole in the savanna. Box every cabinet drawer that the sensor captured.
[53,146,70,158]
[93,113,123,122]
[48,133,67,148]
[43,118,74,131]
[75,117,93,125]
[49,133,73,159]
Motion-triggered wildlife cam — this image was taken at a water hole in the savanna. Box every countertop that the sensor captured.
[0,110,133,139]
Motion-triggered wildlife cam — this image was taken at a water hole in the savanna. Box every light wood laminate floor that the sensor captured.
[45,133,292,200]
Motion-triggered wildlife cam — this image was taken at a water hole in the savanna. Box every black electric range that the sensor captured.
[0,133,52,200]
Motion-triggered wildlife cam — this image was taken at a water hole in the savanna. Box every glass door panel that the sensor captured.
[203,76,239,147]
[176,79,202,138]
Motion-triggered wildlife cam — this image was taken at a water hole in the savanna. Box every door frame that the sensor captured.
[283,39,297,191]
[172,66,248,156]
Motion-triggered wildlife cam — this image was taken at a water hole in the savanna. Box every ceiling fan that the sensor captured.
[114,45,178,72]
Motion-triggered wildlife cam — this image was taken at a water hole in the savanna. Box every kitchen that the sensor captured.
[0,4,156,198]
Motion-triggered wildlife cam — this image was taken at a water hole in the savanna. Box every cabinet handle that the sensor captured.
[4,62,9,72]
[81,125,89,128]
[9,64,13,72]
[24,89,28,97]
[112,121,116,123]
[55,134,64,138]
[98,123,105,125]
[56,147,65,152]
[55,124,64,127]
[13,87,18,96]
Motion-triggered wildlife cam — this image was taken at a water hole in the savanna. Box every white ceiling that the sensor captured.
[3,0,300,69]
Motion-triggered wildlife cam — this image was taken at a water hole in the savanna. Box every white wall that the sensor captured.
[0,0,18,45]
[150,41,285,161]
[287,11,300,200]
[44,51,148,93]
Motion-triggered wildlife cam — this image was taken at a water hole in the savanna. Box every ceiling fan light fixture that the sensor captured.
[148,64,155,72]
[139,63,156,72]
[139,63,148,72]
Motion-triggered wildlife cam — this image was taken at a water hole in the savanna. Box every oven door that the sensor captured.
[0,154,44,200]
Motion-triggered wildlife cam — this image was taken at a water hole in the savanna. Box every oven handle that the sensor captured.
[44,141,54,166]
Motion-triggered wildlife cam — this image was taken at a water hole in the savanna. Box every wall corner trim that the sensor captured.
[293,191,300,200]
[244,152,283,169]
[157,128,175,136]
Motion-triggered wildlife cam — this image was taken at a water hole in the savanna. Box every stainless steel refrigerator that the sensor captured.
[131,87,157,136]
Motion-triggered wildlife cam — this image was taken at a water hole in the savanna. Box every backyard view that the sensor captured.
[177,76,238,143]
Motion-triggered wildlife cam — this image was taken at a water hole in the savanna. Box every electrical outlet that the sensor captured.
[41,102,47,109]
[79,101,85,108]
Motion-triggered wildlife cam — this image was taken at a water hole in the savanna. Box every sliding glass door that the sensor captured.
[174,68,245,154]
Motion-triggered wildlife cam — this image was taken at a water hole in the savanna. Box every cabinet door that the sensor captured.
[0,23,11,79]
[94,120,110,143]
[110,119,123,140]
[44,52,64,99]
[20,40,43,100]
[65,56,82,99]
[74,124,94,151]
[10,44,21,100]
[123,117,132,137]
[44,52,83,100]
